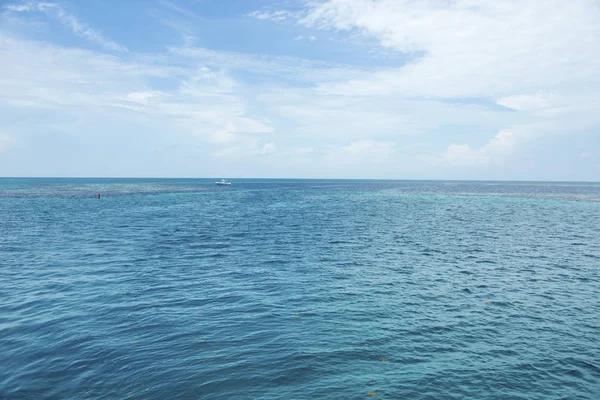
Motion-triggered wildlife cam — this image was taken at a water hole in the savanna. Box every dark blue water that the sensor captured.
[2,179,600,399]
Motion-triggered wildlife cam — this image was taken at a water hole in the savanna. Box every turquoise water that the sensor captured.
[1,179,600,399]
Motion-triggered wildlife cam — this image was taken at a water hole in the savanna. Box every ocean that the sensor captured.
[1,178,599,399]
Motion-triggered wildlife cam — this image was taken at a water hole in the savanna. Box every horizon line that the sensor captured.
[1,177,599,184]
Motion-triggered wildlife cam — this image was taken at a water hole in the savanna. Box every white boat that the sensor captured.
[215,179,232,186]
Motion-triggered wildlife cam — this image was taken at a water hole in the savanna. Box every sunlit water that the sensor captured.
[1,179,599,399]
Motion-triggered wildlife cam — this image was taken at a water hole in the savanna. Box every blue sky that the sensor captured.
[0,0,599,179]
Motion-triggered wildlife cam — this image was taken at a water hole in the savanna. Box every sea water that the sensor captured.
[1,179,599,399]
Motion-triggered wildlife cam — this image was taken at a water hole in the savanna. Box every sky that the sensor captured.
[0,0,599,180]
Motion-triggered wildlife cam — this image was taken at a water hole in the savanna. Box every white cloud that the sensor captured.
[272,0,600,173]
[0,35,273,155]
[168,45,368,85]
[121,91,166,105]
[3,2,127,52]
[213,139,277,158]
[440,144,488,166]
[2,0,600,179]
[440,129,516,166]
[292,35,316,43]
[157,0,198,19]
[297,0,600,99]
[257,142,276,155]
[4,3,35,12]
[497,94,552,111]
[210,130,236,144]
[4,2,58,12]
[248,10,291,22]
[334,139,396,162]
[259,85,492,142]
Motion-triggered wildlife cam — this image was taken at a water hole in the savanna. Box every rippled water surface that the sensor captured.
[1,179,600,399]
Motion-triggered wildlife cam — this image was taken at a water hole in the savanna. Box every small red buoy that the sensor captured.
[98,193,101,199]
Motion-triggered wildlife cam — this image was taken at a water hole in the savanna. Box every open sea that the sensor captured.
[1,178,599,399]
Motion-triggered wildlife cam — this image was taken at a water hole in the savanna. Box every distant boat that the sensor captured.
[215,179,232,186]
